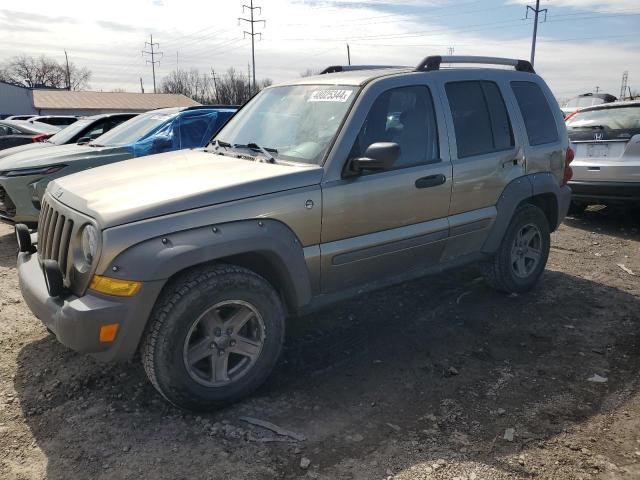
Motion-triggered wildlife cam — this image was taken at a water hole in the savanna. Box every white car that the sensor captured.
[567,100,640,211]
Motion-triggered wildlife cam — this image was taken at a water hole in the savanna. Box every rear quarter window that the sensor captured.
[511,81,559,146]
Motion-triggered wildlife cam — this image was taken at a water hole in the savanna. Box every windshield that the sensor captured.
[47,118,93,145]
[92,112,174,146]
[215,85,358,164]
[566,105,640,131]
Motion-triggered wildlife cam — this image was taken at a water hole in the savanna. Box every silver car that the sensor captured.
[567,100,640,211]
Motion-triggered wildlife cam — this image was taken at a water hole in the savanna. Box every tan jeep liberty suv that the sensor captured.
[16,55,573,411]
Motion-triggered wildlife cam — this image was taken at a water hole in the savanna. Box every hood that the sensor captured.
[51,149,324,228]
[0,143,129,171]
[0,141,52,161]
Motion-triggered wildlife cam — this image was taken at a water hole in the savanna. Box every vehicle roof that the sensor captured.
[274,66,536,88]
[576,99,640,112]
[144,106,237,116]
[0,119,58,133]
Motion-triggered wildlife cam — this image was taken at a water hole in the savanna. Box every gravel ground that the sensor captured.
[0,206,639,480]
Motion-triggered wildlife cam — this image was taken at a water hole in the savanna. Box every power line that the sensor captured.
[526,0,547,66]
[142,34,163,93]
[239,0,265,93]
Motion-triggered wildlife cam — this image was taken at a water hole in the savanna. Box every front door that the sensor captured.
[320,82,452,293]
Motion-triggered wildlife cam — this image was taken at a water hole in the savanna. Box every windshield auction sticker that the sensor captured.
[308,89,353,102]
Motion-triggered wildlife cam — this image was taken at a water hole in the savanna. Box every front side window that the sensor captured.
[511,81,559,146]
[350,85,439,169]
[216,85,358,164]
[446,81,514,158]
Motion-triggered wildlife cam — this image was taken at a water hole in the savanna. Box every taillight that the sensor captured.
[31,134,50,143]
[562,146,575,186]
[564,110,578,122]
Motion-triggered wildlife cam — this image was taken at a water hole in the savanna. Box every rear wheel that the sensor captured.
[141,263,285,411]
[482,204,550,293]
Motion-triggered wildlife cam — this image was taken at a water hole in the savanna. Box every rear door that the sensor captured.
[320,76,452,293]
[436,74,525,260]
[566,103,640,183]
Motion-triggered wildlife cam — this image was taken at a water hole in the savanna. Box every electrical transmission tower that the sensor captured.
[526,0,547,67]
[142,34,163,93]
[239,0,265,94]
[620,71,629,99]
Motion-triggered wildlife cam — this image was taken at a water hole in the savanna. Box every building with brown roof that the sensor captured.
[0,83,200,117]
[31,90,200,116]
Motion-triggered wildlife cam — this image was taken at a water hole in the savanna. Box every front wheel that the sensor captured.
[141,263,285,411]
[481,204,551,293]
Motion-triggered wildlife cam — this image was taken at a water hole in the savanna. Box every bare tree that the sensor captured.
[161,67,271,105]
[0,54,91,90]
[300,68,320,77]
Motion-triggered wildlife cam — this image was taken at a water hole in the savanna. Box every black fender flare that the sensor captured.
[482,173,569,253]
[105,219,313,310]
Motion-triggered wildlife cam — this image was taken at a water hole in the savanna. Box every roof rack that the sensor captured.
[320,65,405,74]
[415,56,535,74]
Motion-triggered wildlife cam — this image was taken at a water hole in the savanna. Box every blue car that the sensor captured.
[0,106,237,225]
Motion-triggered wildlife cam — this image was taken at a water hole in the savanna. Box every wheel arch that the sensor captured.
[482,173,567,254]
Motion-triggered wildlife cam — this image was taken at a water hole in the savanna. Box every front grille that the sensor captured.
[0,186,16,217]
[38,197,74,280]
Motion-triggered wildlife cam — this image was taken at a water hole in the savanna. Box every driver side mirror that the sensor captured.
[77,137,91,145]
[347,142,400,176]
[152,136,173,151]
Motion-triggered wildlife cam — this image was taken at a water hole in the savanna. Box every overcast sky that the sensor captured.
[0,0,638,100]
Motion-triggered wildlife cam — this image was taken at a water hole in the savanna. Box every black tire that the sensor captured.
[567,201,586,216]
[481,204,551,294]
[141,263,285,411]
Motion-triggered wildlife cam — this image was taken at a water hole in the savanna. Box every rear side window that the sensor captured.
[446,81,514,158]
[511,81,559,146]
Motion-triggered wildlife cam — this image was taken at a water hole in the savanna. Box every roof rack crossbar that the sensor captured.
[320,65,405,74]
[415,56,535,74]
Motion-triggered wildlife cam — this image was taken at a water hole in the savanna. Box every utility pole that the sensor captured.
[142,34,163,93]
[211,68,219,103]
[64,50,71,90]
[595,86,600,93]
[239,0,265,94]
[620,71,629,99]
[347,44,351,65]
[526,0,547,67]
[139,77,144,93]
[447,46,455,55]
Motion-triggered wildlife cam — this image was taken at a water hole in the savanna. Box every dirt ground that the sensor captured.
[1,206,639,480]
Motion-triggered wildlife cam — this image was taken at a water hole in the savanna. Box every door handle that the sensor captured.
[415,174,446,189]
[502,158,519,168]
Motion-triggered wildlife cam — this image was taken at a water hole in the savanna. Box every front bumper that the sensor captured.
[0,176,42,226]
[568,180,640,204]
[18,251,164,361]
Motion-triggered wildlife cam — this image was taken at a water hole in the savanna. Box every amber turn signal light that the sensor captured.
[90,275,142,297]
[99,323,119,343]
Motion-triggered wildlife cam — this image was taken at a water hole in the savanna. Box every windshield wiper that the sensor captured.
[246,142,277,163]
[213,139,232,149]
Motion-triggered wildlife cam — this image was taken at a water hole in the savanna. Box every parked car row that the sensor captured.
[0,106,237,225]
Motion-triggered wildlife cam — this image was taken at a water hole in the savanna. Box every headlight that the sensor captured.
[79,224,99,271]
[0,165,65,177]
